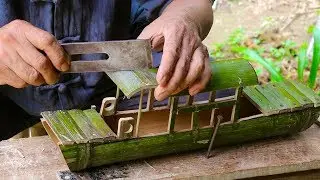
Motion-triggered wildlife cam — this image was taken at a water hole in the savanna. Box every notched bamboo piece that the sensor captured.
[117,117,135,139]
[100,97,117,116]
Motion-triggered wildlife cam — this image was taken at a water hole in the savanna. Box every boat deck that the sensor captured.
[244,80,320,115]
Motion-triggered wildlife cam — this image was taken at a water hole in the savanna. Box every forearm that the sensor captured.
[161,0,213,40]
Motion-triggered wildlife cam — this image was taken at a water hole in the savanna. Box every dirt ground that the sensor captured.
[203,0,320,49]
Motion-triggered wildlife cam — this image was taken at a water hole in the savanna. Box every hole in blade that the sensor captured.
[70,53,109,61]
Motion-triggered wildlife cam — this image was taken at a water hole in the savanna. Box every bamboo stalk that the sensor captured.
[134,90,144,137]
[209,91,216,126]
[209,91,216,102]
[186,95,194,106]
[146,89,155,111]
[191,111,200,130]
[230,87,243,123]
[114,87,120,110]
[168,97,179,133]
[206,115,222,158]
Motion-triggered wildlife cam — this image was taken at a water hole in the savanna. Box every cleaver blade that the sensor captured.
[62,40,152,73]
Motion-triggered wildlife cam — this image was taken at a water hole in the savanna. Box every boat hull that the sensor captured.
[61,107,320,171]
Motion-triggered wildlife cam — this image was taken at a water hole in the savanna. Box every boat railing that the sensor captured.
[99,84,244,142]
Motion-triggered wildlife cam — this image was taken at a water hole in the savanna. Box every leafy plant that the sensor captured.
[297,43,308,81]
[210,26,320,92]
[309,27,320,88]
[227,28,245,45]
[233,46,283,82]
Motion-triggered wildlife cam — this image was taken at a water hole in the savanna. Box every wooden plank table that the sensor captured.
[0,125,319,179]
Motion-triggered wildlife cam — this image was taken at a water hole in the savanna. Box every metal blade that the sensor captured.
[62,40,152,73]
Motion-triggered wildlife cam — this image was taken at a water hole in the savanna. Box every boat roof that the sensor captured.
[243,80,320,116]
[106,59,258,98]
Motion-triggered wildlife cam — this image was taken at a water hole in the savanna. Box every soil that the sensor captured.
[204,0,320,47]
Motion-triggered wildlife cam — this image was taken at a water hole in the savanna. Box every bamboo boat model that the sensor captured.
[41,59,320,171]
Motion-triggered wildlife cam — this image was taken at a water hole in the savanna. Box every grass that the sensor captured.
[210,27,320,93]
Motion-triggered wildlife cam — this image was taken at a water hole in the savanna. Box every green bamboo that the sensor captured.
[107,59,258,98]
[41,58,320,171]
[232,47,283,82]
[83,109,116,138]
[243,81,318,115]
[60,107,319,171]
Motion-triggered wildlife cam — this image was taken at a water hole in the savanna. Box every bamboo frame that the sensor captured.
[40,59,320,171]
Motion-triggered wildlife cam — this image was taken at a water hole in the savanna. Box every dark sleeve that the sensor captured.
[0,0,18,27]
[130,0,172,38]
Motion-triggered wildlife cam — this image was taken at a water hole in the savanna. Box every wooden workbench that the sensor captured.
[0,125,319,179]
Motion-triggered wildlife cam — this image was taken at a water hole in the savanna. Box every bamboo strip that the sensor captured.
[191,111,200,130]
[178,99,236,112]
[186,96,194,106]
[271,83,301,108]
[168,97,179,133]
[83,109,116,138]
[230,87,243,123]
[54,111,86,143]
[281,81,313,105]
[288,80,320,107]
[146,89,155,111]
[41,112,74,143]
[206,115,222,158]
[209,91,216,127]
[255,86,285,110]
[134,90,144,137]
[264,84,296,109]
[68,110,104,139]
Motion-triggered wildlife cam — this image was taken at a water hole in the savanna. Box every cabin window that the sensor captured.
[137,109,170,136]
[174,111,192,132]
[178,95,191,106]
[193,92,210,104]
[198,110,213,128]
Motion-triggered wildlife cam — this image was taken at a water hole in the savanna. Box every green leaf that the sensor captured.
[308,27,320,88]
[282,40,296,49]
[297,43,308,81]
[235,47,283,82]
[307,25,315,34]
[255,67,263,76]
[270,47,285,60]
[228,28,245,45]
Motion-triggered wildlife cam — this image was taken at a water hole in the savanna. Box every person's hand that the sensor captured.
[138,15,211,101]
[0,20,70,88]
